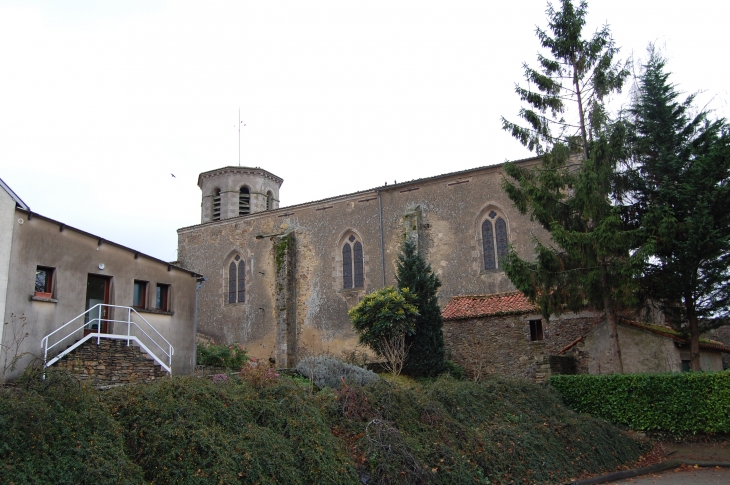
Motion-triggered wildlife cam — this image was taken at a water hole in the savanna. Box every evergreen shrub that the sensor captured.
[0,369,650,485]
[332,376,647,485]
[0,370,144,485]
[196,342,248,369]
[103,376,359,485]
[395,239,446,377]
[296,355,379,389]
[550,371,730,435]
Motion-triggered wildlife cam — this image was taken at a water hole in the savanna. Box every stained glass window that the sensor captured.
[228,261,237,303]
[353,241,364,288]
[482,219,496,270]
[495,217,508,267]
[342,244,353,289]
[237,259,246,303]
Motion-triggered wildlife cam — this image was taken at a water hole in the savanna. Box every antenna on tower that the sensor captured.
[238,109,246,166]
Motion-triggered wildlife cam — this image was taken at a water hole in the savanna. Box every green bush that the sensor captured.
[196,342,249,369]
[396,239,446,377]
[333,376,647,485]
[0,370,144,485]
[441,360,466,380]
[103,376,359,485]
[549,371,730,435]
[0,369,650,485]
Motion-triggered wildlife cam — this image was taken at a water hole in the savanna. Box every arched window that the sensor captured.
[266,190,273,210]
[342,234,364,289]
[239,187,250,216]
[482,210,509,270]
[227,255,245,303]
[212,189,221,221]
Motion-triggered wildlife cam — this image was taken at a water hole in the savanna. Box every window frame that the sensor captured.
[212,188,221,221]
[34,266,55,297]
[226,255,246,304]
[239,186,250,216]
[341,234,364,290]
[133,280,148,309]
[478,208,510,273]
[155,283,170,311]
[529,319,544,342]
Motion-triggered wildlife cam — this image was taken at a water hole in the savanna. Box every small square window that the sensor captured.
[155,284,170,311]
[529,319,544,341]
[133,280,147,308]
[35,266,54,297]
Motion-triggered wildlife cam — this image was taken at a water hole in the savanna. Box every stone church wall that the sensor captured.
[177,159,551,366]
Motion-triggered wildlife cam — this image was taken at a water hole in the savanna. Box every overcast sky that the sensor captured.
[1,0,727,261]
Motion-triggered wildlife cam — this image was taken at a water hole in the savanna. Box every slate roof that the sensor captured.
[442,291,538,321]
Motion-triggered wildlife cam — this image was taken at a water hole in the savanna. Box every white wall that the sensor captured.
[0,189,17,358]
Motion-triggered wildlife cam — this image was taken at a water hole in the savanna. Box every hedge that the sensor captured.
[549,371,730,435]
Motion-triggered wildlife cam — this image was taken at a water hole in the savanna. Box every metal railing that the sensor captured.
[41,304,173,374]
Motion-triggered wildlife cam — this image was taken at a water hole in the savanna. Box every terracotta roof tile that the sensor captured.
[442,292,538,321]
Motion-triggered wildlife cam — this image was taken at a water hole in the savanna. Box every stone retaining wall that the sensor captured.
[53,338,168,385]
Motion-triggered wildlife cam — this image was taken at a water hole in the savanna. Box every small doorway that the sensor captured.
[84,274,110,335]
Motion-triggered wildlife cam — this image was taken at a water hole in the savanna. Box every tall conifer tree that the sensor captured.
[395,239,445,377]
[626,49,730,371]
[500,0,637,373]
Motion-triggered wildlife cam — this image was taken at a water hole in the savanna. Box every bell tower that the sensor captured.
[197,166,283,223]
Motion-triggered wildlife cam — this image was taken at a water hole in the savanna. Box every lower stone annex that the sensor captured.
[177,159,548,368]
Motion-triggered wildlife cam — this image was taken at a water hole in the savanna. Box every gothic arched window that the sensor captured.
[212,189,221,221]
[482,210,509,270]
[239,187,250,216]
[228,255,245,303]
[342,235,364,289]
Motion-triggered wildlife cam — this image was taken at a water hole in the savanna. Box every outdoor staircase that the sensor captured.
[51,338,168,385]
[42,304,173,385]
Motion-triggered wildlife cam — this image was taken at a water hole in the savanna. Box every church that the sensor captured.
[176,159,549,368]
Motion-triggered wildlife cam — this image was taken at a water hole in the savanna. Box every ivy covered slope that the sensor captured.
[0,370,648,485]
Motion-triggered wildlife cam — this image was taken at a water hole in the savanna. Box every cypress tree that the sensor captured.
[501,0,638,373]
[627,48,730,371]
[395,239,445,377]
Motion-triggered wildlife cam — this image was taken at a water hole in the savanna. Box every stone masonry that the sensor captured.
[53,338,168,385]
[443,312,601,381]
[178,159,551,366]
